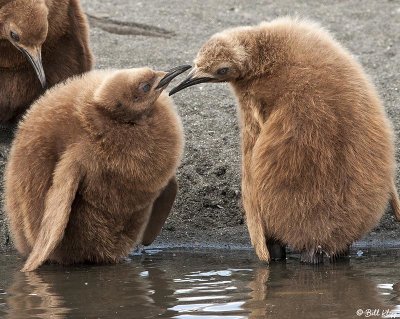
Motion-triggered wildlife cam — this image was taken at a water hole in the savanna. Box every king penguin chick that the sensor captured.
[0,0,93,124]
[5,65,190,271]
[170,17,400,263]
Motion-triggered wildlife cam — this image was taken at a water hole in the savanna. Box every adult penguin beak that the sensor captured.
[155,65,192,90]
[17,45,47,88]
[169,67,214,96]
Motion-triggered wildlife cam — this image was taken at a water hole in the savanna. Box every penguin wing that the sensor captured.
[141,176,178,246]
[21,154,83,272]
[390,181,400,221]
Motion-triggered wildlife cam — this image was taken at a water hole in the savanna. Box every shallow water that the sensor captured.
[1,248,400,319]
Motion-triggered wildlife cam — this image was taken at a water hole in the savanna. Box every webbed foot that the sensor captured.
[329,245,350,263]
[300,246,324,264]
[266,238,286,261]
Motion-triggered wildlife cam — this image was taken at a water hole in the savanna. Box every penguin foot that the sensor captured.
[266,238,286,261]
[329,246,350,263]
[300,246,324,264]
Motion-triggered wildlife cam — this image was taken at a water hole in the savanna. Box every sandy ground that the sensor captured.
[0,0,399,252]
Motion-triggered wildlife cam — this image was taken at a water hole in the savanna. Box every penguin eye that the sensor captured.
[217,67,229,75]
[10,31,20,42]
[141,83,151,93]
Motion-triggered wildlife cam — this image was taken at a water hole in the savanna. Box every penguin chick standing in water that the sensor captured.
[0,0,93,124]
[170,17,400,263]
[5,65,190,271]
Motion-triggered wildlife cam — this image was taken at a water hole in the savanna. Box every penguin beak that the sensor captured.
[17,45,47,88]
[169,68,214,96]
[155,65,192,90]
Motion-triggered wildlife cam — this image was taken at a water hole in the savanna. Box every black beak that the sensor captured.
[155,65,192,90]
[19,47,47,89]
[169,73,213,96]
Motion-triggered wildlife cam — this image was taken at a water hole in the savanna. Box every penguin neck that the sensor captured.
[79,101,171,177]
[230,61,295,127]
[230,29,299,119]
[231,68,288,111]
[79,102,154,153]
[0,40,30,69]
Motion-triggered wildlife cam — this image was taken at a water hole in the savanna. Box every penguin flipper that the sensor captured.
[21,157,82,272]
[141,176,178,246]
[390,180,400,222]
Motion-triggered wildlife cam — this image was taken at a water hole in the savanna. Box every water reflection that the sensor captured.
[6,271,68,319]
[243,262,398,319]
[0,250,399,319]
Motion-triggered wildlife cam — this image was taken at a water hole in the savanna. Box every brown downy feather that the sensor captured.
[0,0,93,123]
[5,67,184,271]
[390,181,400,221]
[170,17,400,262]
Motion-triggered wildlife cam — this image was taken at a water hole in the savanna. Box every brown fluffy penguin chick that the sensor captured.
[0,0,93,123]
[170,17,400,263]
[5,66,189,271]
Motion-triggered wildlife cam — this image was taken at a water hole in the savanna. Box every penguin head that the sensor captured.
[93,66,190,123]
[0,0,48,88]
[169,34,248,95]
